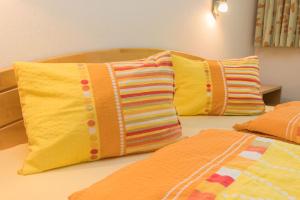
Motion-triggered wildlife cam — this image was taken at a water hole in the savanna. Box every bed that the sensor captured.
[1,114,269,200]
[0,48,280,200]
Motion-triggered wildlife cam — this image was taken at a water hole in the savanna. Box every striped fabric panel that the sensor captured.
[221,57,265,115]
[112,51,181,153]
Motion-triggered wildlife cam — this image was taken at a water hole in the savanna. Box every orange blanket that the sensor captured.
[70,129,300,200]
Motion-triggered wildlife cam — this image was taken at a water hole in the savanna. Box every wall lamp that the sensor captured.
[212,0,228,18]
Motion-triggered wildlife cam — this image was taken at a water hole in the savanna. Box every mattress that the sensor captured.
[0,109,272,200]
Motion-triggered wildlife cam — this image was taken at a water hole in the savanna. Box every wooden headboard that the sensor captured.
[0,48,203,150]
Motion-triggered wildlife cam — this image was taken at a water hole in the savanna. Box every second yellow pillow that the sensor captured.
[172,54,265,116]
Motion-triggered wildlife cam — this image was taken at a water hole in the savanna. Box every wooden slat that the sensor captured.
[0,121,27,150]
[43,49,204,63]
[0,88,22,128]
[43,48,164,63]
[0,67,17,92]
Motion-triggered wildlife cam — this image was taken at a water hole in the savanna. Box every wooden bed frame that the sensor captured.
[0,48,203,150]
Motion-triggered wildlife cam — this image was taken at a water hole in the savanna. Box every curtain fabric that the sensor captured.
[255,0,300,48]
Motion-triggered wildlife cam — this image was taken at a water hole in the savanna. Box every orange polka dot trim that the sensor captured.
[78,64,100,160]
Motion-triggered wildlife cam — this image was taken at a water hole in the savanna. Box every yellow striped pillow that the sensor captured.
[15,51,182,175]
[172,54,265,116]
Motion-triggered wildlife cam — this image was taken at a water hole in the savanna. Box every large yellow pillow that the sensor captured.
[172,54,265,116]
[15,52,182,175]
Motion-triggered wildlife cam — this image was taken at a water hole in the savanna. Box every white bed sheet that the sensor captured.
[0,109,271,200]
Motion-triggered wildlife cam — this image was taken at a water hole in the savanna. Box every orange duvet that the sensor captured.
[70,129,300,200]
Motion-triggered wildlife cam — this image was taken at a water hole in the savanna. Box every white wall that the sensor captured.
[256,48,300,101]
[0,0,257,67]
